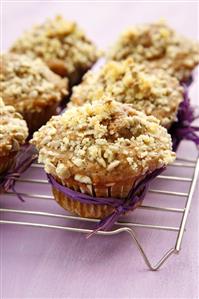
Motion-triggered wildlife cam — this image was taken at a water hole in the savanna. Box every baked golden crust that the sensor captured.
[107,20,199,81]
[70,58,184,128]
[31,99,175,188]
[0,53,68,113]
[0,98,28,157]
[10,15,100,85]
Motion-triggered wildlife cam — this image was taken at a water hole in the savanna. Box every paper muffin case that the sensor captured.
[68,66,92,87]
[0,152,16,175]
[52,176,146,219]
[22,102,59,134]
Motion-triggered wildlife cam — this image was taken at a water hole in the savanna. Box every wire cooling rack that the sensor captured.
[0,152,199,271]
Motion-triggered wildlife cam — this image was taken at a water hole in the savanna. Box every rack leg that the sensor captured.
[123,227,177,271]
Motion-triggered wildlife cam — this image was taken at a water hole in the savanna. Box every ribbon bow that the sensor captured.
[48,167,165,237]
[169,84,199,151]
[0,144,37,201]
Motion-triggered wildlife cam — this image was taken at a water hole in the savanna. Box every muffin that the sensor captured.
[107,20,199,82]
[0,53,68,133]
[10,15,100,86]
[31,99,175,219]
[70,58,184,128]
[0,98,28,175]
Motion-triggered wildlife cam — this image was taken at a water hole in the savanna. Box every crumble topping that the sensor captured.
[0,53,68,112]
[31,99,175,183]
[71,58,183,127]
[0,98,28,156]
[107,20,199,81]
[10,15,100,81]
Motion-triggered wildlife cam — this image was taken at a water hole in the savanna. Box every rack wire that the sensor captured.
[0,153,199,271]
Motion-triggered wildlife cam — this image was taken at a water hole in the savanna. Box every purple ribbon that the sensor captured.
[0,144,37,201]
[182,75,193,88]
[47,167,165,236]
[169,83,199,152]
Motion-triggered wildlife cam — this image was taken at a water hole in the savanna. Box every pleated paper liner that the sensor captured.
[0,152,17,175]
[52,175,146,219]
[22,102,59,134]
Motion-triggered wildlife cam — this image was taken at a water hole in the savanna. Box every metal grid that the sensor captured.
[0,154,199,271]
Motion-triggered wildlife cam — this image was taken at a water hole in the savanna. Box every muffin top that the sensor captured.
[107,20,199,81]
[10,15,100,82]
[0,53,68,112]
[0,98,28,156]
[71,58,183,128]
[31,99,175,186]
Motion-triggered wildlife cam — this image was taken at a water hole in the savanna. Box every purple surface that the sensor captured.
[1,145,199,299]
[1,2,199,299]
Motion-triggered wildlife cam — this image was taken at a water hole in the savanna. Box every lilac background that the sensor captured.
[1,1,199,299]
